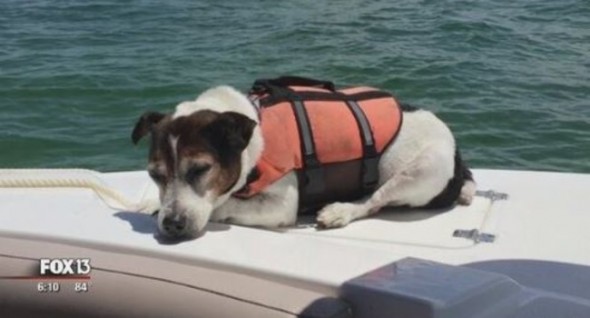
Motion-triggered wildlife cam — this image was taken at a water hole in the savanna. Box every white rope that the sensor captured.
[0,169,157,213]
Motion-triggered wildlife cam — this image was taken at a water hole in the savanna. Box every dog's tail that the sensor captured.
[425,147,476,208]
[457,150,476,205]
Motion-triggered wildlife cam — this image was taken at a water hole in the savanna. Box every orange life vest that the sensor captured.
[233,77,403,210]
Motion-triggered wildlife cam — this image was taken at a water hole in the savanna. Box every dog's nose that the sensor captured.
[162,214,188,237]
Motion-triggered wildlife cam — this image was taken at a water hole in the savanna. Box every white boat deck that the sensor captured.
[1,169,589,289]
[2,169,590,317]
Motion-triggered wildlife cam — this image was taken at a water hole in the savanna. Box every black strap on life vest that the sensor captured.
[250,76,384,197]
[345,100,379,194]
[291,98,325,195]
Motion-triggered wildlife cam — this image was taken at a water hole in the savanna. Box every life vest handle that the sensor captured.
[251,76,336,94]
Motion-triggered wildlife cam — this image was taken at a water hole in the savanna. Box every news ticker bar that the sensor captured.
[0,275,91,281]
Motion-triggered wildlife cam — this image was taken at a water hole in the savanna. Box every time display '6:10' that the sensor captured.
[37,282,60,293]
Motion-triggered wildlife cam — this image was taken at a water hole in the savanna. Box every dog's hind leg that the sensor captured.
[316,175,406,228]
[317,148,453,228]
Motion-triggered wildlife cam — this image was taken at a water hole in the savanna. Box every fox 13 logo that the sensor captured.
[39,258,91,276]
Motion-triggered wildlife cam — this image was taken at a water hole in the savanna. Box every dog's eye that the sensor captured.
[185,164,212,184]
[148,170,166,183]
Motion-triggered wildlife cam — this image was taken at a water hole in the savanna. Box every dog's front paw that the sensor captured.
[316,203,356,229]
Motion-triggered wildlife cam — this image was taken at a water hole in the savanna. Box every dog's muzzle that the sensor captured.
[161,213,188,238]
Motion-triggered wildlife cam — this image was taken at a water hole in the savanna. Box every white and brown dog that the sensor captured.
[132,85,476,239]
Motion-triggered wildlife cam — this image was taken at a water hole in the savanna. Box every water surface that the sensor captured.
[1,0,588,172]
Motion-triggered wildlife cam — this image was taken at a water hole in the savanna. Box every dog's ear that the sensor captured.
[203,112,257,154]
[131,112,166,144]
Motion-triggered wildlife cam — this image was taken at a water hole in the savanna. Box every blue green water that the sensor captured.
[1,0,589,172]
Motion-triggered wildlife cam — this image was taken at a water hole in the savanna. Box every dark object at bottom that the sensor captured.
[340,257,590,318]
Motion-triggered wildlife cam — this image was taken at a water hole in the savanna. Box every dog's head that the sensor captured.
[132,109,257,239]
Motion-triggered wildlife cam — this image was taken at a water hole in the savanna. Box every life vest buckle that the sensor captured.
[362,156,380,193]
[302,165,325,196]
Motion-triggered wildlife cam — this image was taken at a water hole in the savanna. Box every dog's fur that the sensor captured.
[132,86,476,239]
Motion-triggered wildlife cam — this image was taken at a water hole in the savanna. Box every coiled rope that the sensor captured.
[0,169,157,213]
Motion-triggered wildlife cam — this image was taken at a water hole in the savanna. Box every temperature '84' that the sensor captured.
[74,282,89,293]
